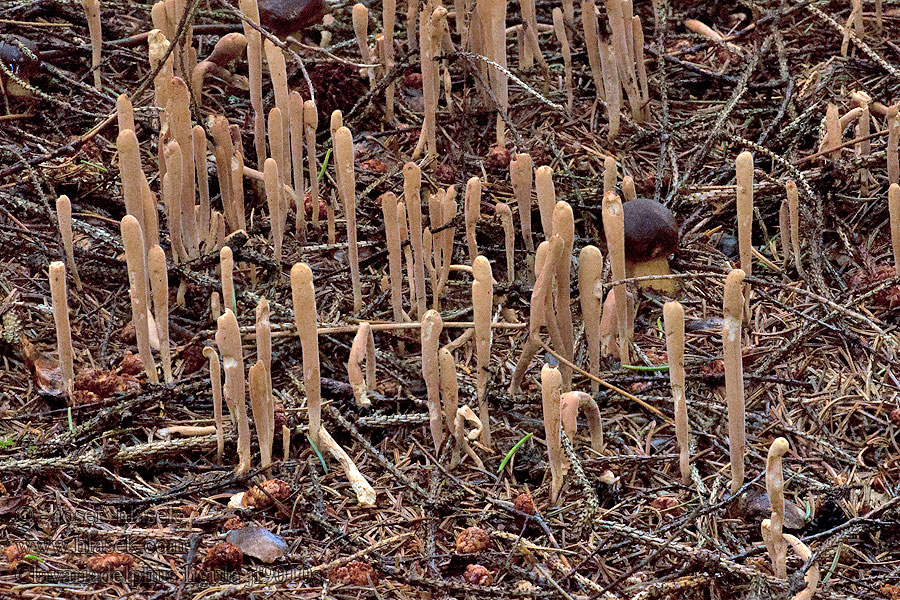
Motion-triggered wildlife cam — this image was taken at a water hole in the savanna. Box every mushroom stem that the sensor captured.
[472,256,493,447]
[421,309,444,451]
[48,262,75,397]
[290,92,306,241]
[264,156,283,263]
[55,196,83,292]
[601,192,630,365]
[239,0,266,169]
[334,126,363,312]
[581,0,604,100]
[889,105,899,186]
[255,297,272,407]
[249,360,274,469]
[535,166,555,239]
[736,151,754,323]
[782,533,819,600]
[664,301,689,485]
[560,391,602,454]
[264,39,291,193]
[382,192,407,323]
[598,42,621,140]
[352,3,375,88]
[304,100,320,232]
[552,201,575,389]
[603,155,617,196]
[510,153,535,253]
[495,202,515,282]
[723,268,746,494]
[347,322,375,407]
[439,347,462,464]
[553,8,574,112]
[216,308,251,474]
[405,163,427,317]
[117,130,148,244]
[290,263,322,448]
[464,176,482,264]
[148,245,173,384]
[891,183,900,276]
[81,0,102,89]
[220,246,236,314]
[765,437,790,578]
[541,364,564,504]
[121,216,158,383]
[317,426,377,507]
[203,346,225,462]
[193,125,211,240]
[578,246,603,393]
[397,201,416,311]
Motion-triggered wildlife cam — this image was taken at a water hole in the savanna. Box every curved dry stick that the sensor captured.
[535,166,555,240]
[560,391,602,453]
[579,245,603,393]
[121,216,158,383]
[421,309,444,451]
[602,191,630,365]
[290,263,322,448]
[215,308,251,474]
[348,322,375,407]
[766,437,790,578]
[510,153,534,253]
[464,176,482,264]
[334,126,362,312]
[203,346,225,462]
[472,255,493,447]
[723,268,746,493]
[148,245,173,384]
[56,196,83,291]
[736,151,753,322]
[664,300,689,485]
[48,262,75,397]
[541,364,563,504]
[495,202,515,282]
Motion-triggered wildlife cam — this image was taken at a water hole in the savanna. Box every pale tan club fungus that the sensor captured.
[239,0,266,169]
[48,262,75,397]
[782,534,820,600]
[405,163,428,317]
[822,104,841,160]
[381,0,396,120]
[510,153,535,253]
[464,176,482,264]
[352,3,375,88]
[264,156,284,263]
[302,100,320,231]
[55,196,83,291]
[148,30,173,123]
[117,130,148,242]
[421,309,444,451]
[723,268,746,494]
[598,42,621,141]
[255,297,273,411]
[290,263,322,447]
[249,360,274,469]
[211,291,222,320]
[192,125,211,240]
[535,166,555,240]
[317,426,377,507]
[209,115,237,231]
[289,91,306,241]
[663,300,689,485]
[632,15,650,121]
[606,0,640,121]
[216,309,252,474]
[495,203,515,282]
[552,7,574,113]
[541,364,564,504]
[472,256,493,447]
[599,286,634,361]
[891,183,900,276]
[603,155,617,196]
[779,199,791,267]
[785,180,804,276]
[552,201,575,389]
[765,437,790,578]
[622,175,636,202]
[889,105,899,186]
[230,152,247,235]
[264,39,291,189]
[470,0,508,147]
[121,216,159,383]
[397,201,416,311]
[413,5,448,159]
[334,126,363,312]
[621,197,679,293]
[560,391,602,457]
[601,192,630,365]
[509,236,565,394]
[347,322,376,407]
[736,151,754,322]
[435,189,458,306]
[581,0,604,101]
[148,245,173,384]
[163,141,187,263]
[203,346,226,463]
[167,77,200,258]
[191,33,248,108]
[267,106,288,232]
[81,0,102,89]
[440,349,484,470]
[381,192,408,323]
[116,94,134,136]
[578,245,603,394]
[220,246,236,314]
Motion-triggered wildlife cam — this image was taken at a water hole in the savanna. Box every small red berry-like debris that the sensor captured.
[456,526,490,554]
[330,560,378,585]
[463,563,493,585]
[486,145,511,171]
[202,542,243,571]
[243,479,291,509]
[86,552,134,572]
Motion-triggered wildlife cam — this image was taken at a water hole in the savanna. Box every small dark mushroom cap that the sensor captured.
[622,197,678,262]
[258,0,327,39]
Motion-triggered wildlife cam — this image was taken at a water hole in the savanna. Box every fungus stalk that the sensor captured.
[890,105,900,186]
[264,156,284,263]
[167,77,199,258]
[632,16,650,120]
[553,7,573,113]
[664,301,689,485]
[536,166,555,240]
[472,256,493,446]
[193,125,211,239]
[891,183,900,276]
[782,534,820,600]
[121,216,158,383]
[723,268,746,494]
[209,115,237,232]
[382,192,407,323]
[49,262,75,397]
[216,309,251,474]
[290,263,322,447]
[464,176,482,263]
[414,5,447,158]
[736,151,753,323]
[317,427,377,507]
[397,201,416,310]
[239,0,266,169]
[382,0,397,120]
[404,163,427,317]
[552,201,575,389]
[422,309,444,451]
[560,391,602,456]
[220,246,236,314]
[765,437,790,578]
[605,0,640,120]
[598,42,621,141]
[785,180,804,276]
[290,92,306,241]
[203,346,225,463]
[510,153,535,253]
[541,364,564,504]
[148,245,173,384]
[55,196,83,291]
[601,192,630,365]
[334,126,363,312]
[347,322,376,407]
[352,4,375,88]
[81,0,102,89]
[249,360,274,469]
[304,100,320,233]
[579,246,603,393]
[439,348,462,467]
[255,297,272,409]
[264,39,291,191]
[117,130,148,243]
[495,203,515,282]
[580,0,604,100]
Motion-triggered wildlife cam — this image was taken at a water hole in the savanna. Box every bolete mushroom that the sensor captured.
[621,197,678,293]
[258,0,327,40]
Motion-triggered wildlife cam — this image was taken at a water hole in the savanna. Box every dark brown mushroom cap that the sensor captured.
[258,0,327,39]
[622,197,678,262]
[0,36,40,82]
